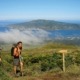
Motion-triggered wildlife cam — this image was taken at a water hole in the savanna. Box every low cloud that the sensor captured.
[0,29,50,44]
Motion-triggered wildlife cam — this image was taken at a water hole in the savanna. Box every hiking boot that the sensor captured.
[14,73,19,77]
[20,72,23,76]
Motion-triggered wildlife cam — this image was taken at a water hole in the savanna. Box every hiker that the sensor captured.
[0,56,1,65]
[13,41,23,76]
[0,48,2,65]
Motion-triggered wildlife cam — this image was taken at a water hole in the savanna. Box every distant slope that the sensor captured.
[8,19,80,30]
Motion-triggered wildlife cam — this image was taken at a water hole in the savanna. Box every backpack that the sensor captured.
[11,47,14,56]
[11,47,19,57]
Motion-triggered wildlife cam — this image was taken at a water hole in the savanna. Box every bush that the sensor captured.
[24,53,63,72]
[75,52,80,65]
[0,68,12,80]
[65,54,74,67]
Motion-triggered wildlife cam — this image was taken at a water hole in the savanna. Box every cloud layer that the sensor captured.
[0,29,50,44]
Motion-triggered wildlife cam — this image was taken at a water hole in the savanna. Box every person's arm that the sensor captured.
[13,48,19,57]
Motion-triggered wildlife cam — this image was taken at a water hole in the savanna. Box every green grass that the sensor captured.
[0,66,12,80]
[0,42,80,80]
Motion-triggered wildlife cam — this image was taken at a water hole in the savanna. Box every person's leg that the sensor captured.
[20,62,23,76]
[0,57,1,63]
[0,57,2,66]
[14,66,17,75]
[13,59,18,75]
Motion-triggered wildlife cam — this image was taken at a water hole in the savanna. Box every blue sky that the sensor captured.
[0,0,80,20]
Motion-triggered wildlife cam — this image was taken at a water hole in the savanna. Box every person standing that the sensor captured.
[0,48,2,65]
[13,41,23,76]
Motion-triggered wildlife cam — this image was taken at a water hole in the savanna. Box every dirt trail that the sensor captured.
[12,73,80,80]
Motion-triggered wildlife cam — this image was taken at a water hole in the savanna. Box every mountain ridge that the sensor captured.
[8,19,80,30]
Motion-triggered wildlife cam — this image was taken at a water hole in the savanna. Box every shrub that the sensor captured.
[75,52,80,65]
[0,68,12,80]
[65,54,74,67]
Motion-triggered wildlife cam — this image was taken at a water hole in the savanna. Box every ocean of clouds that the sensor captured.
[0,29,50,44]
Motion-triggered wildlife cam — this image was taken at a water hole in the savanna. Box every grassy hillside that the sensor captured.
[0,43,80,80]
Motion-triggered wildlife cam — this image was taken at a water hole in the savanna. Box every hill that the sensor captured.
[8,19,80,30]
[1,43,80,80]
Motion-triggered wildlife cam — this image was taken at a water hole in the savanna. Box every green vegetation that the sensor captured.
[0,68,12,80]
[0,43,80,80]
[9,19,80,30]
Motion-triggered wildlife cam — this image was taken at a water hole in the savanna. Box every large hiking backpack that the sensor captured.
[11,47,14,56]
